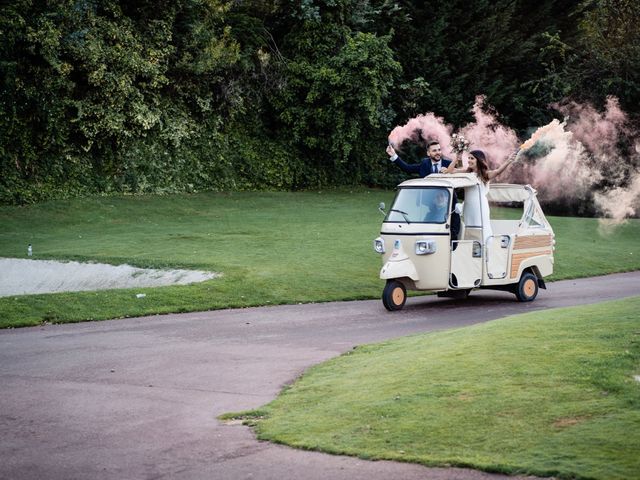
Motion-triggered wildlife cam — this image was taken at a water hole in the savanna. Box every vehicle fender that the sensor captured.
[380,259,419,281]
[513,256,554,281]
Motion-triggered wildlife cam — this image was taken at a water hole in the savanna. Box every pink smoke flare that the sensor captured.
[388,113,454,157]
[386,96,639,228]
[475,96,639,224]
[518,121,598,202]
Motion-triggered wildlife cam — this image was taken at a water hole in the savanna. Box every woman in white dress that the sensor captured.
[444,150,516,242]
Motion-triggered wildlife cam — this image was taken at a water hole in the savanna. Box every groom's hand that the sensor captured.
[386,145,398,161]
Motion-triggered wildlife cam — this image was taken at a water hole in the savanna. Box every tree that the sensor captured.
[0,0,241,202]
[576,0,640,113]
[264,0,401,185]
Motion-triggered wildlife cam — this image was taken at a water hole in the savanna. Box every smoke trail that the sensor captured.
[552,96,638,191]
[549,97,639,226]
[460,95,519,167]
[388,96,639,228]
[553,97,632,159]
[510,119,598,204]
[594,175,640,234]
[467,95,639,226]
[388,113,453,155]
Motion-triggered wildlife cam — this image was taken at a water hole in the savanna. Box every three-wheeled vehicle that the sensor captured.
[373,173,555,311]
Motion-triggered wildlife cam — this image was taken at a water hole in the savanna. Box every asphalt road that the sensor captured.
[1,271,639,480]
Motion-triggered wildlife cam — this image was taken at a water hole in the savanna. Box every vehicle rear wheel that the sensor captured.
[382,280,407,311]
[515,272,538,302]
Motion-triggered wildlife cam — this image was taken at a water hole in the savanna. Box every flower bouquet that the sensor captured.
[450,133,470,167]
[450,133,470,152]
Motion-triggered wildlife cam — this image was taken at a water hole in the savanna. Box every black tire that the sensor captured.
[515,272,538,302]
[382,280,407,311]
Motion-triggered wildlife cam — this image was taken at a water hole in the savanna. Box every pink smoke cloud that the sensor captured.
[516,120,598,202]
[594,175,640,233]
[552,96,631,157]
[388,113,454,156]
[468,96,639,223]
[460,95,520,167]
[387,96,639,227]
[552,96,636,189]
[552,97,639,225]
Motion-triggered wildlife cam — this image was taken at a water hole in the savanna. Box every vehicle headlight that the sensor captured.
[415,239,436,255]
[373,237,385,254]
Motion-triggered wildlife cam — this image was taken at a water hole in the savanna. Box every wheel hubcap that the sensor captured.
[392,287,404,305]
[523,279,536,297]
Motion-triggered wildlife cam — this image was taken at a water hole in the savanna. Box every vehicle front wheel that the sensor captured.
[382,280,407,311]
[515,272,538,302]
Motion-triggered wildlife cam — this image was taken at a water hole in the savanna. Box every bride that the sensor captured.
[443,150,515,241]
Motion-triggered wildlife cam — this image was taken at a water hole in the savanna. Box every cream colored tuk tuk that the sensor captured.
[373,173,555,310]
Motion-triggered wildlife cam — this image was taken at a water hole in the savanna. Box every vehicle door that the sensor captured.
[450,185,483,288]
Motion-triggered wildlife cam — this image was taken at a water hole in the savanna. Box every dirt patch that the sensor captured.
[552,416,591,429]
[0,257,219,297]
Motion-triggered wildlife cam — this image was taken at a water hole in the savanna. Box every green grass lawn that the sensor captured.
[225,296,640,480]
[0,190,639,327]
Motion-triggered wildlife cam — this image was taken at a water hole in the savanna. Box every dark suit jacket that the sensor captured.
[392,156,452,177]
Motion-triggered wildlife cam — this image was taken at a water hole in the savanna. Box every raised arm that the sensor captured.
[386,144,421,174]
[487,152,517,180]
[442,152,467,174]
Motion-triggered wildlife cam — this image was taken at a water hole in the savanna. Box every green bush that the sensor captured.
[2,0,637,206]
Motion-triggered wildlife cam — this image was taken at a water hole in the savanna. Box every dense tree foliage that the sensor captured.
[1,0,637,203]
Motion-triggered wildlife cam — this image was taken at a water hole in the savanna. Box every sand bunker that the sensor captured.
[0,258,218,297]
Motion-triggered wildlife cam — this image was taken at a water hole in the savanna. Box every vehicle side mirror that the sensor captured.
[378,202,386,215]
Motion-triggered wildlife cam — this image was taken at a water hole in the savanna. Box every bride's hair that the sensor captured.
[468,150,490,183]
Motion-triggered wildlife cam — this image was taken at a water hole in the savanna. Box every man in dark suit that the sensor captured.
[385,140,460,242]
[386,140,452,176]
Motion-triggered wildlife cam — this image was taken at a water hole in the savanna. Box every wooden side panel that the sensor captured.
[510,249,553,278]
[510,235,554,279]
[513,235,553,250]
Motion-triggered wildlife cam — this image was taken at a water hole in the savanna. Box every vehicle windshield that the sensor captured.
[386,188,451,224]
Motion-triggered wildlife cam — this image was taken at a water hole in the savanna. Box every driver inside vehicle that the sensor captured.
[424,190,449,223]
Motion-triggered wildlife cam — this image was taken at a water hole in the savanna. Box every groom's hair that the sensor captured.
[426,141,439,148]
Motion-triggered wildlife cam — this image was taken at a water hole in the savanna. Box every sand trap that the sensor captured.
[0,258,219,297]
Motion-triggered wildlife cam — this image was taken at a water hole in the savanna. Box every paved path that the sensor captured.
[1,271,639,480]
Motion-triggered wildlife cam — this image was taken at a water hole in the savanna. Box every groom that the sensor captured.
[386,140,453,176]
[385,140,460,242]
